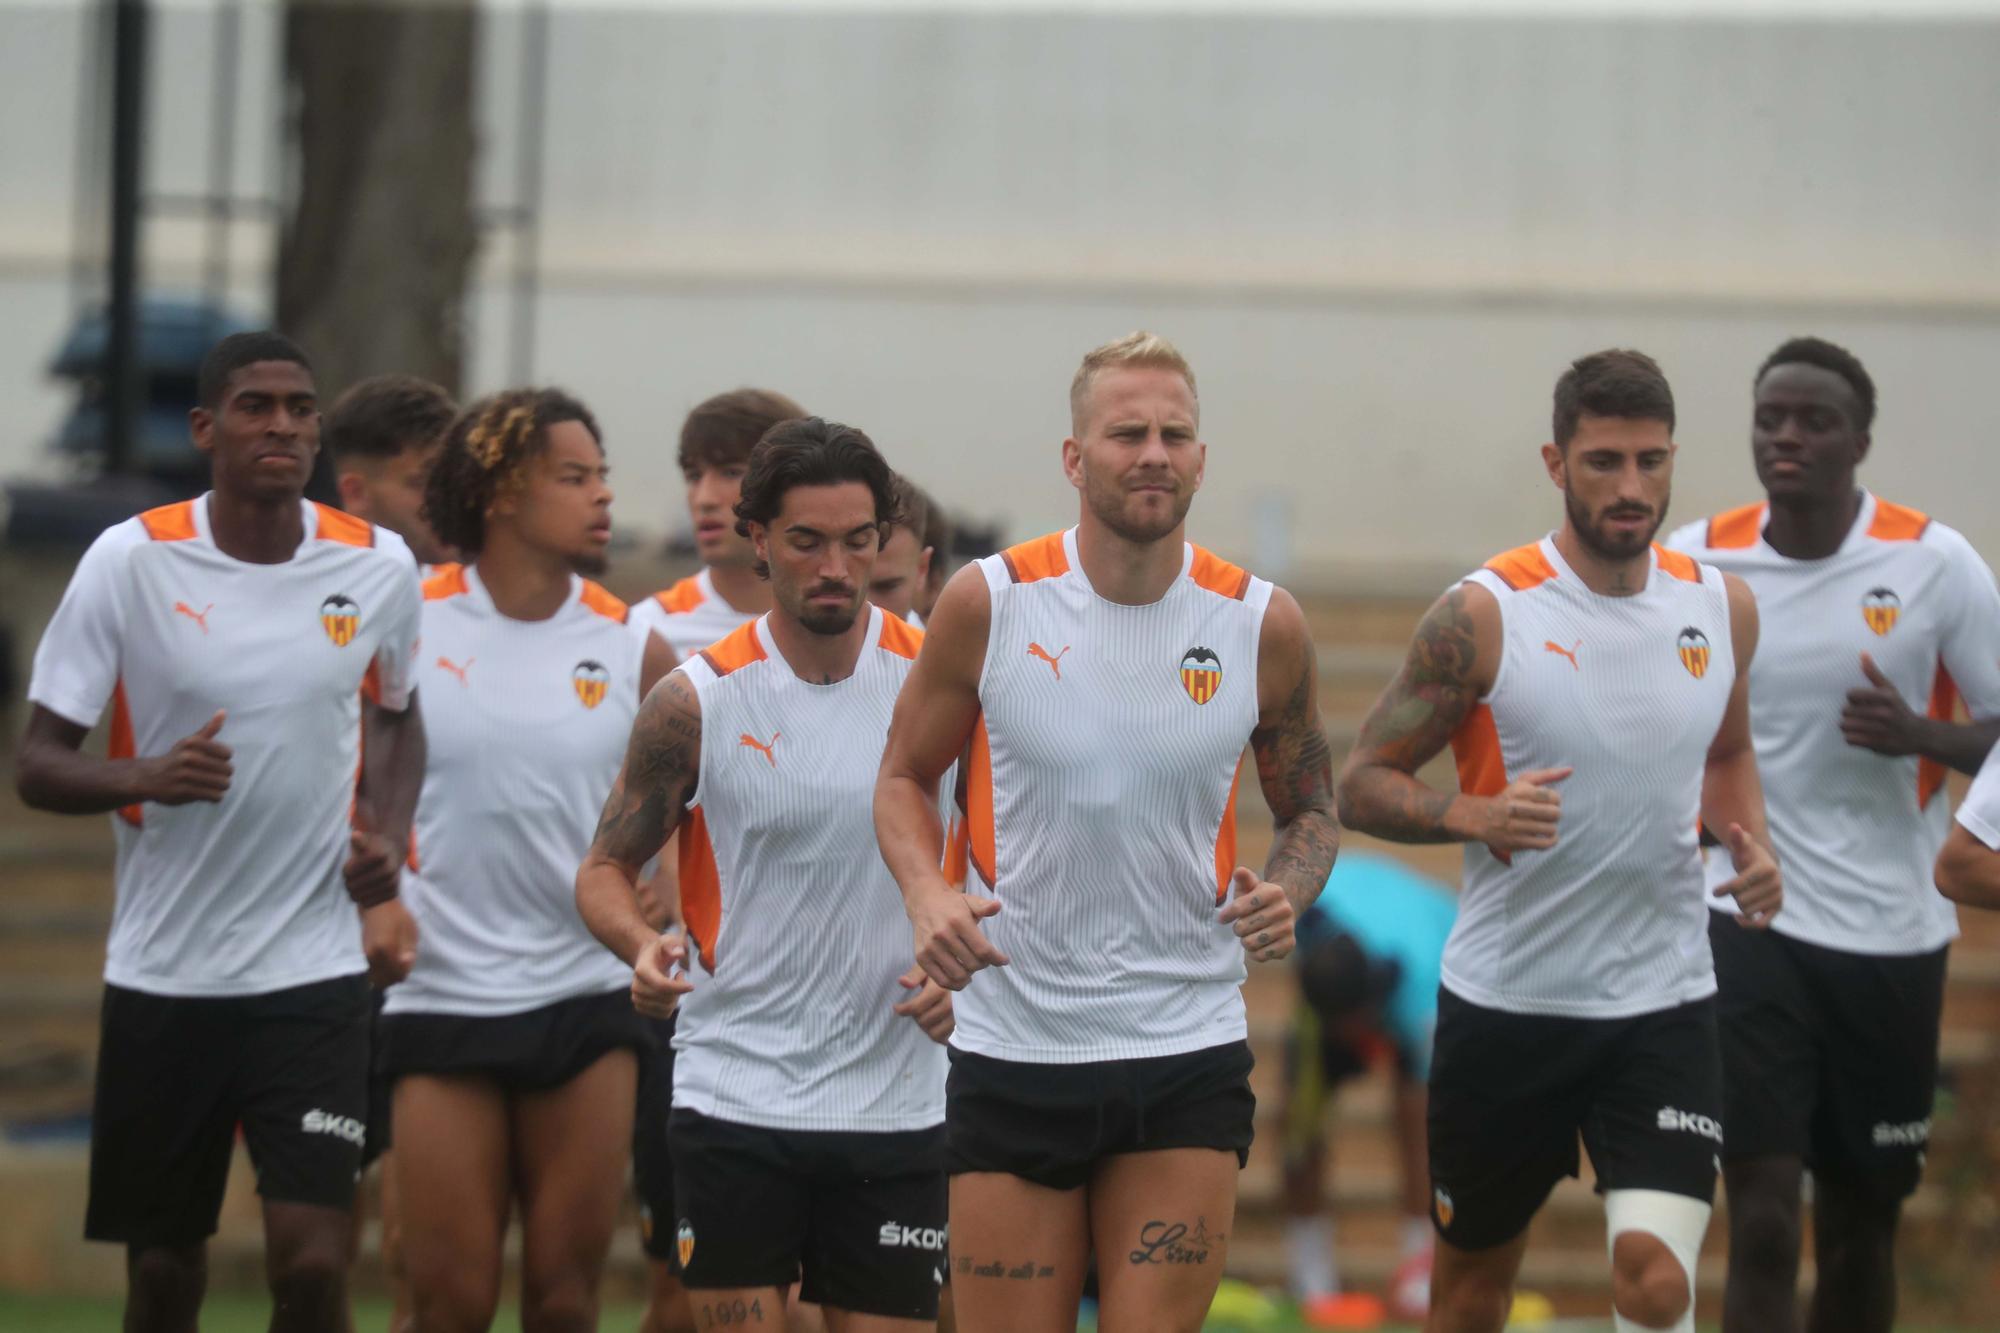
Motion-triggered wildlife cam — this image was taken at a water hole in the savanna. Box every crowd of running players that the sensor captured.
[16,326,2000,1333]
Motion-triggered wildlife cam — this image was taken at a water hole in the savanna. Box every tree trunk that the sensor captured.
[276,0,476,403]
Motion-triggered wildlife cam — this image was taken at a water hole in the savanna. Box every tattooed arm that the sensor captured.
[577,670,702,1015]
[1336,581,1568,854]
[1218,588,1340,963]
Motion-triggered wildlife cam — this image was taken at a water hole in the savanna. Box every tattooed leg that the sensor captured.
[946,1174,1088,1333]
[1088,1149,1238,1333]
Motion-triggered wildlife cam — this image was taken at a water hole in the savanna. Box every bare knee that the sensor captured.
[269,1240,347,1320]
[522,1276,599,1333]
[1612,1232,1690,1328]
[409,1259,503,1333]
[643,1266,698,1333]
[1430,1277,1513,1332]
[1730,1188,1802,1280]
[127,1245,206,1332]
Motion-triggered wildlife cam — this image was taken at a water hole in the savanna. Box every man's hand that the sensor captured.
[361,898,419,987]
[909,887,1008,991]
[892,965,955,1044]
[344,828,407,908]
[1468,767,1570,856]
[1218,866,1298,963]
[1713,822,1782,928]
[139,710,233,805]
[632,929,695,1019]
[1841,654,1924,757]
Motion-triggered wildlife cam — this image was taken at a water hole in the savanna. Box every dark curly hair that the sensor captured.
[1552,348,1675,450]
[734,417,900,580]
[1756,336,1876,431]
[423,388,601,558]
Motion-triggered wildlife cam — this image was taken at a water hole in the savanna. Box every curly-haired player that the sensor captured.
[379,388,676,1333]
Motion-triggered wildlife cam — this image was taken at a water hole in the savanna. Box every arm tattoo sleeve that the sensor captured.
[1251,630,1341,912]
[1336,585,1483,843]
[589,672,702,872]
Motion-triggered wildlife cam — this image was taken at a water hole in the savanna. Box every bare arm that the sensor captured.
[1702,574,1782,926]
[15,703,230,814]
[1336,583,1565,854]
[874,565,1009,990]
[1215,589,1341,964]
[578,671,702,970]
[1936,823,2000,909]
[638,628,678,701]
[346,694,427,902]
[1841,653,2000,775]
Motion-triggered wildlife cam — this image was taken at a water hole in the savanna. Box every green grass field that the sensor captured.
[0,1291,1982,1333]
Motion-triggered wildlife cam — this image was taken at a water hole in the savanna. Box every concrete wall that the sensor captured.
[2,2,1996,583]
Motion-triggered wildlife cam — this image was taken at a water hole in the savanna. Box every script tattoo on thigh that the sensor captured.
[694,1296,769,1327]
[1128,1216,1222,1265]
[955,1255,1058,1279]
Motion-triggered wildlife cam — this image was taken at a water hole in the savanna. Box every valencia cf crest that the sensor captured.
[677,1220,696,1268]
[1433,1186,1455,1230]
[572,659,610,709]
[1862,587,1901,637]
[1180,646,1222,705]
[319,594,360,647]
[1677,627,1711,680]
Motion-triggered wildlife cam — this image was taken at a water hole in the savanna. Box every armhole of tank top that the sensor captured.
[972,556,1009,699]
[1460,571,1512,703]
[1245,577,1275,716]
[676,662,713,812]
[1704,562,1737,679]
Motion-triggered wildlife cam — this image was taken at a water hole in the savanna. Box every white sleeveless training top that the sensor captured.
[673,606,946,1132]
[1442,538,1734,1020]
[956,527,1273,1064]
[383,565,642,1016]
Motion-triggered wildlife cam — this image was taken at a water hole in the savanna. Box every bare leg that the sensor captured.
[513,1049,638,1333]
[393,1075,511,1333]
[945,1173,1090,1333]
[1089,1149,1237,1333]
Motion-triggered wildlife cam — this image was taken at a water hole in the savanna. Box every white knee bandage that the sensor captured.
[1604,1188,1711,1333]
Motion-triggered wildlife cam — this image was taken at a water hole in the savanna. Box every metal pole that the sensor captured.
[509,0,548,384]
[105,0,148,477]
[203,0,241,311]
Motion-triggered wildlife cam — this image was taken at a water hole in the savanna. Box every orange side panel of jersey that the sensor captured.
[1482,544,1558,592]
[1919,665,1960,809]
[1450,703,1510,864]
[422,564,469,600]
[1868,498,1932,543]
[679,807,723,973]
[1189,547,1252,601]
[656,577,705,614]
[966,714,997,889]
[942,815,970,889]
[1653,545,1701,583]
[877,612,923,661]
[999,532,1069,584]
[109,680,142,827]
[137,500,198,542]
[579,580,630,624]
[1213,754,1242,903]
[1705,503,1764,550]
[311,503,376,548]
[698,622,768,678]
[361,659,382,705]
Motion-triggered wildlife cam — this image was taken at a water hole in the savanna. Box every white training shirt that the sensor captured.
[1668,493,2000,955]
[672,606,945,1132]
[628,567,756,659]
[1441,539,1735,1020]
[1957,744,2000,852]
[954,528,1272,1064]
[27,496,420,997]
[382,565,643,1017]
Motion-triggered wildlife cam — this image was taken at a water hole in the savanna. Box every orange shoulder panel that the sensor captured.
[1654,545,1701,583]
[1867,498,1932,543]
[1188,546,1252,600]
[579,580,630,623]
[697,621,767,677]
[1704,503,1764,550]
[311,503,376,548]
[137,500,197,542]
[1482,543,1558,592]
[877,613,923,661]
[421,564,469,600]
[998,532,1069,584]
[655,576,706,614]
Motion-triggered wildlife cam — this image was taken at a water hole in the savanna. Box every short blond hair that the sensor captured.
[1069,331,1198,433]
